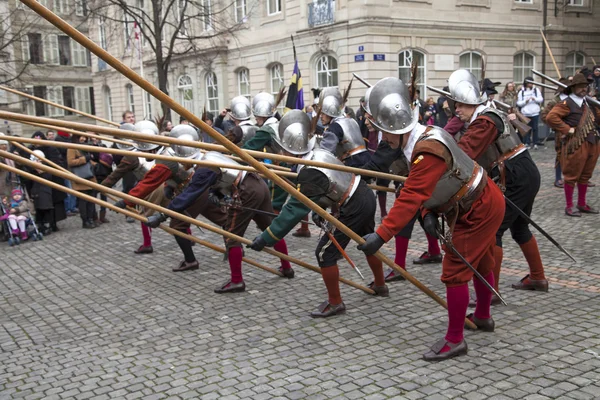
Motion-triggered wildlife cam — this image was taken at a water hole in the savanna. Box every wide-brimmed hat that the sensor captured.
[568,73,590,88]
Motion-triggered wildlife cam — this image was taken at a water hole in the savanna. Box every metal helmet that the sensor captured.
[448,69,487,106]
[166,124,201,158]
[240,124,259,146]
[116,122,136,150]
[133,120,161,151]
[273,109,315,155]
[252,92,275,118]
[319,87,344,118]
[368,77,419,135]
[229,96,252,121]
[362,87,373,115]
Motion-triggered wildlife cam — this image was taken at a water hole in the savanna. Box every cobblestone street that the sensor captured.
[1,147,600,400]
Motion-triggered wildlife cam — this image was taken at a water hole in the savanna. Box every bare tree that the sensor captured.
[88,0,249,119]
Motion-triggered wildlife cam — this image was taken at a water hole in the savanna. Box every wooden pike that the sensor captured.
[0,110,407,183]
[540,27,561,79]
[18,0,474,328]
[0,84,119,126]
[0,149,375,295]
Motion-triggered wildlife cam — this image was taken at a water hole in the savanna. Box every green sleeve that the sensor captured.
[260,196,313,245]
[242,127,273,151]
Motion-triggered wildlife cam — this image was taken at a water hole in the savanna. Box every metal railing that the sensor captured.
[308,0,334,28]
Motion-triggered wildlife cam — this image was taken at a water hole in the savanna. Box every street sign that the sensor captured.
[358,46,364,52]
[354,54,365,62]
[373,54,386,61]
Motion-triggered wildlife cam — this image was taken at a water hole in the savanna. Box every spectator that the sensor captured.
[214,109,236,134]
[592,66,600,98]
[55,130,78,216]
[344,106,356,121]
[424,97,437,126]
[46,130,56,141]
[500,82,518,108]
[0,134,17,199]
[517,77,544,149]
[436,87,451,128]
[29,150,55,236]
[162,120,173,133]
[122,110,135,124]
[200,112,223,143]
[119,111,137,222]
[304,105,315,118]
[90,135,112,224]
[67,134,97,229]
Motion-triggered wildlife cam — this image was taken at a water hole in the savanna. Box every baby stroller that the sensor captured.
[1,186,43,246]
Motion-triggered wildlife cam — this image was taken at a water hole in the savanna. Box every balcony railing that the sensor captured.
[308,0,334,28]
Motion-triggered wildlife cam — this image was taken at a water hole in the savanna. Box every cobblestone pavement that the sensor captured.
[1,147,600,400]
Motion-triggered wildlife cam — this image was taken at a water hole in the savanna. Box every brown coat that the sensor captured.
[67,148,97,191]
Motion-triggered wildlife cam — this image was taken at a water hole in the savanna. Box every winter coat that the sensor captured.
[67,148,97,191]
[517,87,543,117]
[30,172,54,210]
[500,91,518,108]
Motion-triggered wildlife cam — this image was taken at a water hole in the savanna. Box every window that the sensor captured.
[235,0,247,22]
[43,34,59,65]
[38,0,48,7]
[513,52,535,83]
[145,91,152,119]
[21,35,30,62]
[62,86,74,115]
[459,51,483,80]
[206,72,219,114]
[72,41,87,66]
[237,68,250,100]
[75,87,92,114]
[270,64,284,112]
[568,0,584,5]
[58,35,71,65]
[177,75,194,113]
[202,0,213,31]
[124,12,134,50]
[54,0,69,14]
[126,84,136,115]
[565,52,585,77]
[98,17,107,50]
[75,0,87,16]
[268,0,281,15]
[515,0,532,2]
[175,0,190,36]
[103,85,113,121]
[46,86,64,117]
[89,87,95,115]
[398,49,426,98]
[27,33,43,64]
[316,55,338,88]
[33,86,46,116]
[24,86,35,116]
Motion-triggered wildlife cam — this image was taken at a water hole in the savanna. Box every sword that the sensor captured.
[436,225,508,306]
[503,195,578,263]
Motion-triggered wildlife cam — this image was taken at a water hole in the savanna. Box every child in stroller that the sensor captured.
[0,188,30,242]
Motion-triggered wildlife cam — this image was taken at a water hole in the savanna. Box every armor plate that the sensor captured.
[240,123,259,146]
[473,108,523,170]
[419,127,481,211]
[274,109,315,155]
[333,117,367,159]
[300,149,354,209]
[202,151,245,196]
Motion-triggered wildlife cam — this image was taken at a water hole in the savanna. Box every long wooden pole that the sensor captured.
[19,0,471,327]
[0,149,374,295]
[540,27,561,79]
[13,120,135,146]
[0,110,406,183]
[0,84,119,126]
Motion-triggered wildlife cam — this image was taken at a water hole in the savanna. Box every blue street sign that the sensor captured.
[373,54,386,61]
[358,46,364,52]
[354,54,365,62]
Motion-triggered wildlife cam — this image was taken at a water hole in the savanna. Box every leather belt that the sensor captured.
[337,175,357,207]
[342,145,366,160]
[493,143,526,191]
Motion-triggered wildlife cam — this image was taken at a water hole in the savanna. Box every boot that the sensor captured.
[20,231,28,241]
[99,210,110,223]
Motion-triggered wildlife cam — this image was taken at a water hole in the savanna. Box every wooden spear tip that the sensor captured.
[274,86,287,110]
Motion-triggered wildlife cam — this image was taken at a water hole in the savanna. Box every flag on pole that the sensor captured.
[284,48,304,113]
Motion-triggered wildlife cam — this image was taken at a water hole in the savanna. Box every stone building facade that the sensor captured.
[88,0,600,125]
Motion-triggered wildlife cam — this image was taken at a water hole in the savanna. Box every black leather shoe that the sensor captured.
[134,245,153,254]
[310,301,346,318]
[368,282,389,297]
[384,268,406,282]
[292,229,311,238]
[413,251,443,265]
[279,266,295,279]
[464,313,495,332]
[172,260,199,272]
[577,204,599,214]
[423,338,468,361]
[214,280,246,294]
[511,274,548,292]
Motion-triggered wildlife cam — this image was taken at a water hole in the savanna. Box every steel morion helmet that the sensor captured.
[273,109,315,155]
[116,122,136,150]
[166,124,201,158]
[252,92,275,118]
[229,96,252,121]
[240,124,259,146]
[132,120,161,151]
[447,69,487,106]
[368,77,419,135]
[362,86,373,115]
[319,87,344,118]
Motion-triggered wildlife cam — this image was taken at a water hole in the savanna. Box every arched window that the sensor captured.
[398,49,426,98]
[316,55,338,88]
[177,74,194,113]
[206,72,219,114]
[270,64,284,112]
[513,52,535,84]
[237,68,250,100]
[102,85,113,122]
[126,83,135,115]
[459,51,483,80]
[565,52,585,77]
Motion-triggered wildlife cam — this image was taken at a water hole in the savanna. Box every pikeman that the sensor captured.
[540,77,569,188]
[357,77,504,361]
[248,110,387,317]
[102,121,165,254]
[445,69,548,295]
[545,73,600,216]
[319,87,371,168]
[359,85,442,284]
[243,92,312,238]
[113,123,197,255]
[215,95,254,134]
